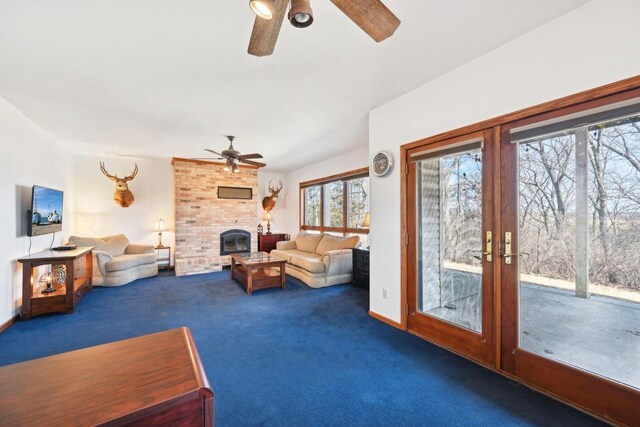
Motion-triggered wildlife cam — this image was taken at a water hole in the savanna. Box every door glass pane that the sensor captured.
[323,181,344,228]
[517,113,640,390]
[417,148,483,332]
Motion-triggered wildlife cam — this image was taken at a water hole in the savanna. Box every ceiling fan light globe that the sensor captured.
[232,164,240,173]
[249,0,274,20]
[289,0,313,28]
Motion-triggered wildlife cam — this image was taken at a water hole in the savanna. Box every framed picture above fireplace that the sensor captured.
[217,186,253,200]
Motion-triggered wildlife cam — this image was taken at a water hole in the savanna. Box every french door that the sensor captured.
[404,88,640,425]
[500,92,640,423]
[406,129,497,366]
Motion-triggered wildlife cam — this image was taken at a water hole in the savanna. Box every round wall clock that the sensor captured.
[372,151,394,177]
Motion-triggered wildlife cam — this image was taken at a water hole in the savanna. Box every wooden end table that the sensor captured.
[230,252,286,295]
[17,246,94,320]
[155,245,172,270]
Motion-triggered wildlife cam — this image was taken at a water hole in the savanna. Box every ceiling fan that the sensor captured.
[193,135,266,173]
[247,0,401,57]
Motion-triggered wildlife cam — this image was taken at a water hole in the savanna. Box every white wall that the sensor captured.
[72,155,175,256]
[257,171,286,233]
[72,158,289,261]
[369,0,640,322]
[0,97,74,325]
[281,145,370,238]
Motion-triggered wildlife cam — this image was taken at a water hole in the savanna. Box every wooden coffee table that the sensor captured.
[230,252,286,295]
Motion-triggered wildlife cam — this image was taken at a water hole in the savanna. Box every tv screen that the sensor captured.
[29,185,64,237]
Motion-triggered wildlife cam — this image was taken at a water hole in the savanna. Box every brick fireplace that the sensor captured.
[172,158,258,276]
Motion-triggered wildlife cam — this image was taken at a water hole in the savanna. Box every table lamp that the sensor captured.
[262,211,273,234]
[361,212,370,228]
[154,218,168,247]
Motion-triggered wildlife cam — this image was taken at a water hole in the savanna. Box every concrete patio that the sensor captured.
[422,269,640,390]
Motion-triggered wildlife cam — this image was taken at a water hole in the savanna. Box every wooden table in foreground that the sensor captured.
[17,246,94,319]
[0,327,214,426]
[230,252,286,295]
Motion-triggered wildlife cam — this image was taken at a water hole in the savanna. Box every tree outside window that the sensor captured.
[301,171,369,238]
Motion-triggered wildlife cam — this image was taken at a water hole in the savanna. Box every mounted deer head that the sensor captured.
[100,162,138,208]
[261,180,283,212]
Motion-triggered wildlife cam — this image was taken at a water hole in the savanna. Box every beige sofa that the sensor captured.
[271,232,360,288]
[68,234,158,287]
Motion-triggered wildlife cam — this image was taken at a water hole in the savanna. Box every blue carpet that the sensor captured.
[0,272,602,426]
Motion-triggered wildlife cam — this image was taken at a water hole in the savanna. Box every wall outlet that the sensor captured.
[382,288,388,299]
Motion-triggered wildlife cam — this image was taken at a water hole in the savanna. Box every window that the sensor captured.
[300,168,369,237]
[304,185,321,227]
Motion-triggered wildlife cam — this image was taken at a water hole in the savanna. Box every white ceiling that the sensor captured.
[0,0,588,172]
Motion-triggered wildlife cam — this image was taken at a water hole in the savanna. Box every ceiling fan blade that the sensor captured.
[204,149,227,158]
[330,0,400,42]
[238,153,264,160]
[247,0,289,57]
[239,159,267,168]
[191,157,224,160]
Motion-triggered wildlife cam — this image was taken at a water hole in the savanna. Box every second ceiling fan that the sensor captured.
[247,0,401,57]
[194,135,266,173]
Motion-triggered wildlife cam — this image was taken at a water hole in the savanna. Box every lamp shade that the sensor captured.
[154,218,168,232]
[361,212,370,228]
[262,211,272,221]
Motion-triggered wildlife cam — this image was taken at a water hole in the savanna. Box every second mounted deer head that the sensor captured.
[262,180,283,212]
[100,162,138,208]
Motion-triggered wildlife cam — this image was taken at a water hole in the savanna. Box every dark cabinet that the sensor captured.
[258,233,289,253]
[352,248,370,288]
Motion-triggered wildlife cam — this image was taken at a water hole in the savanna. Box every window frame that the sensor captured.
[299,167,370,235]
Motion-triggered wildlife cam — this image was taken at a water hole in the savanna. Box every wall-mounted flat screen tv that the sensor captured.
[28,185,64,237]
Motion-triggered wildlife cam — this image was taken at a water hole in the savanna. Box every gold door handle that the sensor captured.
[485,231,492,262]
[504,232,513,264]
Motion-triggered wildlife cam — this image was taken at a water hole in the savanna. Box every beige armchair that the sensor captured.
[68,234,158,286]
[271,232,359,288]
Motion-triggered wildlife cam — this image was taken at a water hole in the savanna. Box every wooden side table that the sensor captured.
[258,233,289,253]
[17,246,94,320]
[155,245,172,270]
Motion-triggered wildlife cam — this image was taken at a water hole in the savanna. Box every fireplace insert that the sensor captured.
[220,229,251,255]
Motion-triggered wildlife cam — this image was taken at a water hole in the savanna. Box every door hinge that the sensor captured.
[405,303,409,316]
[405,164,409,175]
[404,233,409,245]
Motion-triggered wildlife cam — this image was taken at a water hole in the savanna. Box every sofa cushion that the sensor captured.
[290,254,325,274]
[315,234,360,255]
[105,253,157,272]
[270,249,310,263]
[69,234,130,257]
[295,232,324,253]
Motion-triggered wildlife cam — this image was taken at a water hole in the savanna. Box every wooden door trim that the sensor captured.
[514,350,640,424]
[401,74,640,152]
[399,145,409,329]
